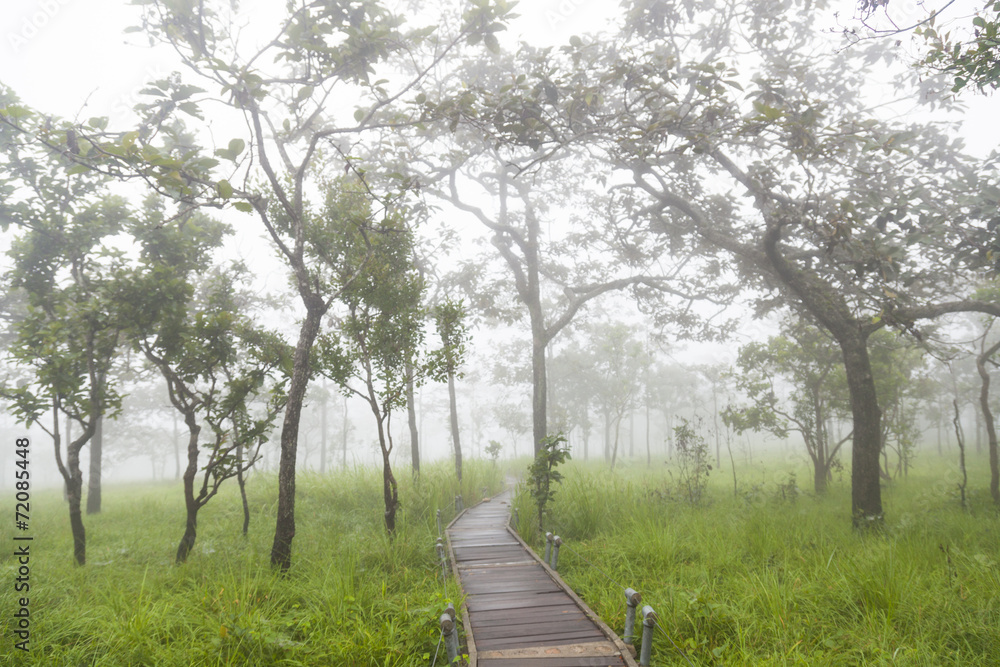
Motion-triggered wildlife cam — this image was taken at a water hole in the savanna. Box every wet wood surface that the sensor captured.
[447,492,632,667]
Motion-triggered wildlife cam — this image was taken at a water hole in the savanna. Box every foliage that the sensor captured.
[517,458,1000,665]
[527,433,571,532]
[917,0,1000,92]
[485,439,503,463]
[0,95,134,564]
[672,418,712,506]
[0,461,505,666]
[316,181,427,535]
[116,207,289,560]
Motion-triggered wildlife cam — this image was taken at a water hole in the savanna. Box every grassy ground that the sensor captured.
[511,453,1000,666]
[0,461,504,666]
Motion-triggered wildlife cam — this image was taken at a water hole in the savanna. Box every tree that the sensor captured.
[583,321,646,468]
[976,324,1000,505]
[434,143,703,456]
[725,316,852,494]
[852,0,1000,93]
[118,199,287,563]
[431,299,470,481]
[316,181,426,535]
[0,0,514,571]
[0,106,131,563]
[580,0,1000,527]
[528,433,570,532]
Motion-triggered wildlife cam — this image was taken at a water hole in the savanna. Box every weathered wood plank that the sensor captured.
[479,659,625,666]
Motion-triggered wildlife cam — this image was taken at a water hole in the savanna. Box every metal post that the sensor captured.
[550,535,562,570]
[436,509,442,536]
[440,613,459,664]
[623,588,642,645]
[639,605,656,666]
[544,532,553,564]
[437,537,448,579]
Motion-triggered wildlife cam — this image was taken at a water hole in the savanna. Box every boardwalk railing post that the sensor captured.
[512,507,519,529]
[639,605,656,666]
[440,612,459,664]
[454,494,463,512]
[436,537,448,580]
[623,588,642,645]
[544,532,553,564]
[436,509,442,537]
[550,535,562,570]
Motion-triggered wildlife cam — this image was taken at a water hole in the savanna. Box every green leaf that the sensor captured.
[295,86,314,102]
[354,108,366,123]
[216,179,233,200]
[227,138,245,156]
[484,33,500,54]
[233,201,254,213]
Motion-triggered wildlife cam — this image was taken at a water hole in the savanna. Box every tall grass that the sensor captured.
[513,456,1000,665]
[0,460,504,666]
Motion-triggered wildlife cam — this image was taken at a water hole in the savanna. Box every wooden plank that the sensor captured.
[478,641,622,659]
[475,628,608,650]
[479,659,624,666]
[472,619,604,640]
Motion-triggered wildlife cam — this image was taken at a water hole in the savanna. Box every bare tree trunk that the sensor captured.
[976,341,1000,506]
[841,334,884,528]
[531,332,548,456]
[319,387,328,474]
[646,400,651,467]
[406,363,420,476]
[237,444,250,537]
[342,395,349,468]
[271,304,324,571]
[448,372,462,481]
[173,412,181,480]
[953,399,968,509]
[176,412,202,563]
[86,415,102,515]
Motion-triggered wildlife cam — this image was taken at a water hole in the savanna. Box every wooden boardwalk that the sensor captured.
[446,492,636,667]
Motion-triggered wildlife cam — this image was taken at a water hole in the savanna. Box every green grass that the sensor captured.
[0,461,504,666]
[512,454,1000,666]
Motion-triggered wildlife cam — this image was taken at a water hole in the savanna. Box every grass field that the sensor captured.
[0,461,504,666]
[511,453,1000,666]
[2,450,997,666]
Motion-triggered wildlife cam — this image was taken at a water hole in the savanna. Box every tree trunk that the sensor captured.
[954,399,969,509]
[371,402,399,535]
[176,414,201,563]
[976,342,1000,506]
[173,412,181,480]
[237,444,250,537]
[342,395,349,468]
[448,372,463,481]
[319,388,328,474]
[813,454,828,494]
[86,415,102,515]
[270,304,325,571]
[67,472,86,566]
[406,363,420,476]
[531,332,547,456]
[841,334,884,528]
